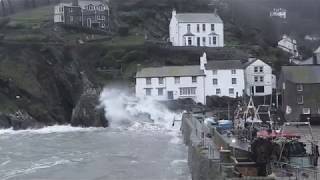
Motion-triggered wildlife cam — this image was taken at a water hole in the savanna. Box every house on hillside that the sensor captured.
[269,8,287,19]
[278,66,320,122]
[135,65,206,104]
[135,53,245,104]
[200,53,245,98]
[292,46,320,65]
[54,0,110,30]
[278,35,299,57]
[243,58,276,96]
[169,10,224,47]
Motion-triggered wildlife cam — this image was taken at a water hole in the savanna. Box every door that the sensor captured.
[197,37,200,46]
[87,18,92,28]
[167,91,174,100]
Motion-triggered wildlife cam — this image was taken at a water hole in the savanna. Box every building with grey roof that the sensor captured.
[169,10,224,47]
[278,65,320,122]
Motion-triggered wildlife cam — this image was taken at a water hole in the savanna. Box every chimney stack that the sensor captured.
[313,53,318,65]
[172,9,177,18]
[72,0,78,6]
[200,52,207,70]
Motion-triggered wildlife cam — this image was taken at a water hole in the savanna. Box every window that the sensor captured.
[158,88,164,96]
[187,24,191,32]
[259,66,264,72]
[158,77,164,84]
[70,16,73,22]
[255,86,265,93]
[212,36,217,45]
[297,95,304,104]
[197,24,200,32]
[202,37,206,46]
[232,78,237,84]
[212,70,217,75]
[254,66,258,73]
[211,24,215,31]
[216,88,221,95]
[202,24,206,31]
[231,69,236,74]
[303,108,310,114]
[145,88,152,96]
[101,23,105,28]
[213,78,218,85]
[187,37,192,46]
[260,76,264,82]
[297,84,303,91]
[69,8,73,13]
[146,78,151,85]
[254,76,259,82]
[229,88,234,95]
[192,76,197,83]
[174,77,180,84]
[180,87,196,96]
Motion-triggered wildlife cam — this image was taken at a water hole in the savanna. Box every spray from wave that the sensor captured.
[99,87,181,131]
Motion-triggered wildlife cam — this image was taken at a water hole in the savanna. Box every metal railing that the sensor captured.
[271,161,320,180]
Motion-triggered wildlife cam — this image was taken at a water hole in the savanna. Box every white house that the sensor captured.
[54,3,72,23]
[169,10,224,47]
[278,35,299,57]
[135,65,206,104]
[200,53,245,98]
[270,8,287,19]
[292,46,320,65]
[243,58,275,96]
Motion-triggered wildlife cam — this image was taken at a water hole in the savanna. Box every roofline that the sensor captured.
[177,21,223,24]
[135,74,206,78]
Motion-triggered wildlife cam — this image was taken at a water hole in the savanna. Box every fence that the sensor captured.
[271,161,320,180]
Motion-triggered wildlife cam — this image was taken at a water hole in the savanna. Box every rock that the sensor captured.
[0,111,44,130]
[70,74,108,127]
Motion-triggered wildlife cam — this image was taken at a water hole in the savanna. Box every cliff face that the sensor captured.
[0,43,108,129]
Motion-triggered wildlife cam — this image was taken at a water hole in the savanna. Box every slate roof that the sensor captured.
[79,0,107,8]
[315,46,320,54]
[281,66,320,84]
[176,13,223,23]
[205,60,244,70]
[136,65,205,78]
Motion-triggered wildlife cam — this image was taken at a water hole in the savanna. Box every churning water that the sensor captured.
[0,88,190,180]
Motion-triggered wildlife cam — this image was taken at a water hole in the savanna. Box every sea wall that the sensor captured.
[181,112,275,180]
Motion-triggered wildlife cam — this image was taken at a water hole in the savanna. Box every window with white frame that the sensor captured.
[187,24,191,32]
[297,84,303,91]
[211,24,215,31]
[202,24,206,31]
[231,69,236,74]
[159,77,164,85]
[229,88,234,95]
[145,88,152,96]
[212,70,217,75]
[260,76,264,82]
[259,66,264,72]
[187,37,192,46]
[232,78,237,84]
[180,87,196,96]
[254,66,258,73]
[197,24,200,32]
[254,76,258,82]
[202,37,206,46]
[212,36,217,45]
[158,88,164,96]
[297,95,304,104]
[213,78,218,85]
[302,108,310,114]
[216,88,221,95]
[146,78,151,85]
[174,77,180,84]
[192,76,197,83]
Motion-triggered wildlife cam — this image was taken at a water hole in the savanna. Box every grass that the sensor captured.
[102,35,145,47]
[9,5,54,27]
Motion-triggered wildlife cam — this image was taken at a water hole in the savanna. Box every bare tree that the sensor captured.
[1,0,6,16]
[7,0,14,13]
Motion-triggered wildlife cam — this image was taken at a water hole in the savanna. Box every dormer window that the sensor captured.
[87,4,94,10]
[297,84,303,92]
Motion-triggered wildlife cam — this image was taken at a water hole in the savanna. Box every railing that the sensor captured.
[271,161,320,180]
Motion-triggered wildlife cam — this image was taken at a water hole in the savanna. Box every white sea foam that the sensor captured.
[0,125,102,135]
[99,87,181,131]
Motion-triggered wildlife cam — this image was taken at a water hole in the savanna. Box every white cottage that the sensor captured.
[243,58,276,96]
[169,10,224,47]
[135,65,206,104]
[200,53,245,98]
[270,8,287,19]
[278,35,299,57]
